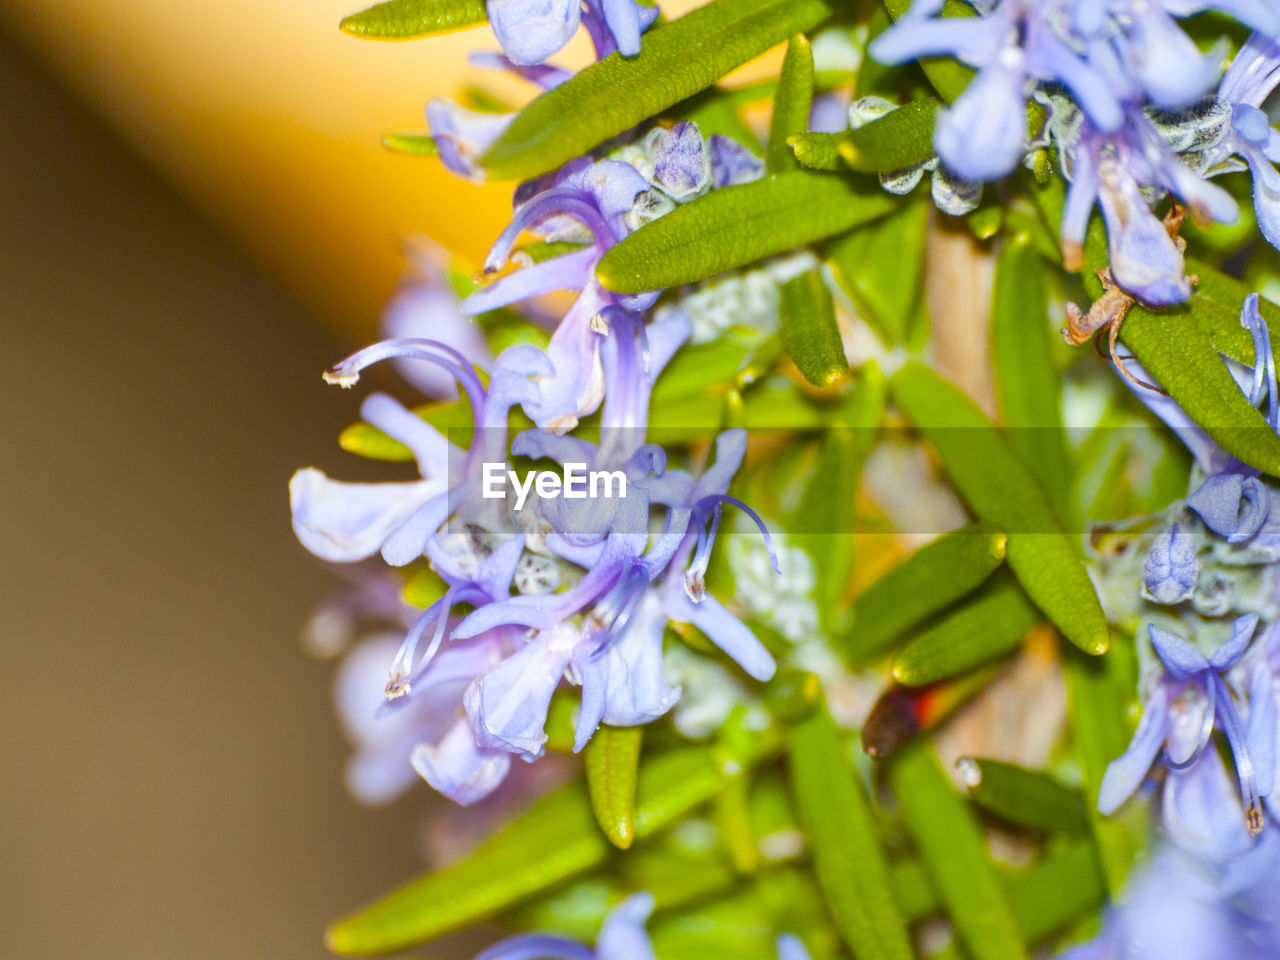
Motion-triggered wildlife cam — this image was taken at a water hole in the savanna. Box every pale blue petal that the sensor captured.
[487,0,581,66]
[1149,623,1211,680]
[289,468,441,563]
[1099,683,1172,814]
[596,892,657,960]
[411,718,512,805]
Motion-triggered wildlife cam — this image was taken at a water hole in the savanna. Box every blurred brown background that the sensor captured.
[0,24,430,960]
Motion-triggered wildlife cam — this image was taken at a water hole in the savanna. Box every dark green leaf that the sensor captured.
[957,757,1089,835]
[379,132,438,155]
[768,34,815,174]
[839,520,1006,665]
[891,575,1041,686]
[598,171,896,293]
[788,706,914,960]
[1124,302,1280,476]
[827,197,928,346]
[1006,838,1105,943]
[991,233,1072,520]
[780,268,847,386]
[481,0,838,181]
[585,725,643,849]
[890,742,1029,960]
[340,0,486,40]
[326,738,778,954]
[881,0,975,102]
[889,361,1110,655]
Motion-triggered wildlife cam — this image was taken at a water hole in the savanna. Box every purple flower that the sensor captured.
[1210,32,1280,250]
[708,134,765,187]
[486,0,658,67]
[1098,615,1273,839]
[473,892,657,960]
[870,0,1123,181]
[290,339,548,567]
[426,99,514,182]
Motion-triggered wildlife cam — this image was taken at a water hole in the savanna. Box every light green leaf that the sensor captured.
[891,574,1041,686]
[1182,255,1279,364]
[881,0,975,102]
[788,132,843,171]
[598,171,896,293]
[827,197,928,346]
[714,775,759,874]
[991,233,1072,520]
[889,361,1109,655]
[788,706,914,960]
[768,34,815,174]
[585,725,643,849]
[780,269,847,386]
[957,757,1089,835]
[481,0,838,181]
[890,742,1029,960]
[840,520,1007,665]
[326,737,778,954]
[379,132,438,155]
[340,0,486,40]
[338,399,476,462]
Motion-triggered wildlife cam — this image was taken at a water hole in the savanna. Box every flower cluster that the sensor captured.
[1073,295,1280,956]
[291,119,782,805]
[872,2,1280,306]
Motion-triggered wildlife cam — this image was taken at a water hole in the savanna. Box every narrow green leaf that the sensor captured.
[768,34,815,174]
[1065,645,1141,895]
[481,0,838,180]
[890,742,1029,960]
[788,132,843,170]
[327,738,778,954]
[887,837,1105,941]
[340,0,486,40]
[338,399,476,462]
[1123,302,1280,476]
[889,361,1110,655]
[1006,838,1105,943]
[714,775,759,874]
[881,0,975,102]
[840,521,1007,665]
[991,233,1072,520]
[1182,255,1280,365]
[379,132,438,155]
[838,98,938,172]
[956,757,1089,835]
[780,269,847,386]
[598,171,896,293]
[788,706,914,960]
[585,725,643,849]
[891,575,1041,686]
[827,197,928,346]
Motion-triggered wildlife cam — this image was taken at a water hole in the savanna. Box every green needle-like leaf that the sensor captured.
[789,99,938,174]
[788,706,914,960]
[598,171,896,293]
[890,361,1109,655]
[379,132,438,155]
[768,35,815,174]
[780,268,847,386]
[839,521,1006,665]
[838,98,938,172]
[827,198,929,346]
[991,233,1072,520]
[1124,302,1280,477]
[481,0,838,181]
[892,575,1042,686]
[1006,838,1106,943]
[881,0,975,102]
[327,738,778,954]
[890,742,1029,960]
[585,725,643,850]
[957,757,1090,835]
[340,0,486,39]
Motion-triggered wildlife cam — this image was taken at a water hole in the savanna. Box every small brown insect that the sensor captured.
[1061,203,1195,391]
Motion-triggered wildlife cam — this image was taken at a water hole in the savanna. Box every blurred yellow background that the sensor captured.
[0,0,707,343]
